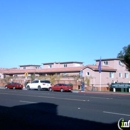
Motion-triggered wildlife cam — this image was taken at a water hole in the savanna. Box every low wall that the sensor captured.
[0,78,110,91]
[85,86,110,91]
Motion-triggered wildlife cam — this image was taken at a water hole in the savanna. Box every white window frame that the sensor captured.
[48,64,52,68]
[63,73,67,76]
[86,72,90,76]
[125,73,129,78]
[103,61,108,65]
[110,72,114,78]
[119,73,122,78]
[119,61,123,66]
[64,64,67,67]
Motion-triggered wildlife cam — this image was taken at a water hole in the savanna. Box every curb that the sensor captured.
[72,90,79,93]
[78,91,130,96]
[0,86,6,89]
[22,87,27,90]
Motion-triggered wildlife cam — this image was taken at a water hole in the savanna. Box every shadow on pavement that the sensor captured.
[0,103,118,130]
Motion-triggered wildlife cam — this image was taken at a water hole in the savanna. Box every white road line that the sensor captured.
[20,100,36,103]
[103,111,130,117]
[0,92,112,100]
[0,93,86,102]
[0,93,8,94]
[89,96,113,99]
[38,96,86,101]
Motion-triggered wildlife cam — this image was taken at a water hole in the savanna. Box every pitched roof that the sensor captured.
[95,58,124,61]
[83,65,116,72]
[2,67,84,74]
[43,61,83,65]
[19,65,41,67]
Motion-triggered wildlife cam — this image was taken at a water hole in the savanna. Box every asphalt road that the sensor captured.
[0,89,130,130]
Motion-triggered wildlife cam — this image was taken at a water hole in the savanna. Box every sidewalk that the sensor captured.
[0,86,6,89]
[72,90,130,96]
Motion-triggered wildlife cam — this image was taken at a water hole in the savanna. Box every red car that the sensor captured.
[49,83,73,92]
[5,82,23,89]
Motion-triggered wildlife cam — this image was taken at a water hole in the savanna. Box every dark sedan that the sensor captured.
[5,82,23,89]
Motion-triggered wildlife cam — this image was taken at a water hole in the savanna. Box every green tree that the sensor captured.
[117,44,130,71]
[84,76,90,86]
[38,75,48,80]
[30,73,35,81]
[48,74,57,85]
[72,75,80,86]
[56,74,62,83]
[1,76,13,84]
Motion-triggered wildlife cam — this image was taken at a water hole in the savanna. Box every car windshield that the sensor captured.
[40,80,50,83]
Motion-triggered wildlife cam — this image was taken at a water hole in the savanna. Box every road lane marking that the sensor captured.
[88,96,113,100]
[103,111,130,117]
[20,100,36,103]
[0,92,112,100]
[38,96,86,101]
[0,93,8,94]
[0,93,86,102]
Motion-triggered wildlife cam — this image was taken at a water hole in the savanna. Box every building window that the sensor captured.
[13,74,17,77]
[63,73,67,76]
[125,73,129,78]
[103,61,108,65]
[119,73,122,78]
[57,73,60,75]
[64,64,67,67]
[50,65,52,68]
[23,67,26,69]
[86,72,90,76]
[110,72,114,78]
[48,65,52,68]
[119,61,123,66]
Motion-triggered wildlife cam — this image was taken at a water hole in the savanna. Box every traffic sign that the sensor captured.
[24,72,28,77]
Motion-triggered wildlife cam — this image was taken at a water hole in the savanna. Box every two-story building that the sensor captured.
[0,58,130,91]
[1,62,84,77]
[43,61,83,69]
[82,58,130,90]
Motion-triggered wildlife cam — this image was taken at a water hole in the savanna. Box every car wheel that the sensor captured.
[27,85,30,90]
[38,86,41,91]
[49,87,53,92]
[13,87,15,89]
[60,88,64,92]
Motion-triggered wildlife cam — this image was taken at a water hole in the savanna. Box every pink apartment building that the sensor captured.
[0,58,129,91]
[82,58,130,90]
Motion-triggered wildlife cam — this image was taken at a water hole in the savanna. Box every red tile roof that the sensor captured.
[95,58,123,61]
[83,65,116,71]
[43,61,83,65]
[0,65,117,75]
[1,67,84,74]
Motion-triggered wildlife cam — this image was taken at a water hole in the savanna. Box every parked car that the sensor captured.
[5,82,23,89]
[26,80,51,90]
[49,83,73,92]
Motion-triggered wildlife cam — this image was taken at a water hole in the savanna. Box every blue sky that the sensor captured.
[0,0,130,68]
